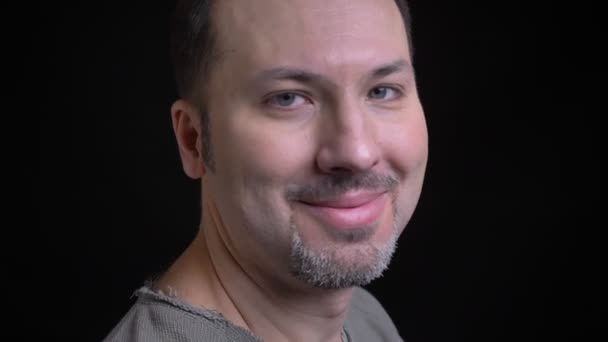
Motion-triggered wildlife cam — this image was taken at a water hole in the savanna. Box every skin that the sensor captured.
[158,0,428,341]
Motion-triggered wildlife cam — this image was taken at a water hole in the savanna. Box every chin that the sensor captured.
[287,222,399,289]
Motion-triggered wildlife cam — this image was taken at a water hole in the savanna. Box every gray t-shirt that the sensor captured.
[104,286,404,342]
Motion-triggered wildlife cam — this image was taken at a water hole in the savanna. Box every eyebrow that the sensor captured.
[370,59,411,79]
[252,59,412,87]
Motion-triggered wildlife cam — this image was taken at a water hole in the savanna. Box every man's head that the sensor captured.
[170,0,427,290]
[170,0,413,172]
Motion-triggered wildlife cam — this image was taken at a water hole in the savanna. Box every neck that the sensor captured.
[155,197,353,342]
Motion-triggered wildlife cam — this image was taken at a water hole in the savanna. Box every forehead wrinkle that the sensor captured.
[251,59,413,94]
[213,0,412,96]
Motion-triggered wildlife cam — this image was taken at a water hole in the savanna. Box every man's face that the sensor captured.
[202,0,428,289]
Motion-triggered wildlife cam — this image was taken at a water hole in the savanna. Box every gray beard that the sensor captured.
[288,223,399,289]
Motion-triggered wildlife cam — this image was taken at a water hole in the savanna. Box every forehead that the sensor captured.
[211,0,410,78]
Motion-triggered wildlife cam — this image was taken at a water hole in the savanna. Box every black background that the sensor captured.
[23,0,599,341]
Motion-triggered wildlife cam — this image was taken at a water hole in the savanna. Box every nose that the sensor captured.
[315,100,380,174]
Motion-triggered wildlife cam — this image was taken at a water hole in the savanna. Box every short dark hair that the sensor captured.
[170,0,413,171]
[171,0,412,102]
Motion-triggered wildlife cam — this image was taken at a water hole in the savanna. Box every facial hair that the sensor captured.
[286,170,401,288]
[288,205,400,289]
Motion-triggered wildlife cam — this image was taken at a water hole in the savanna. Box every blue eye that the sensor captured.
[368,86,401,100]
[275,93,297,106]
[369,87,388,99]
[266,92,308,109]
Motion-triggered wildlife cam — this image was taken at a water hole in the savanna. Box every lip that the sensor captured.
[299,191,387,229]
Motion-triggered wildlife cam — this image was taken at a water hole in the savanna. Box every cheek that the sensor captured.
[381,110,428,171]
[404,116,429,168]
[229,119,314,183]
[207,119,314,256]
[209,115,317,229]
[382,110,428,228]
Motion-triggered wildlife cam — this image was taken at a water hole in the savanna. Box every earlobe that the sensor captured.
[171,99,205,179]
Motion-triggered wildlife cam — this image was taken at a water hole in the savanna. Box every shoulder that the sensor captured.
[103,287,261,342]
[344,287,404,342]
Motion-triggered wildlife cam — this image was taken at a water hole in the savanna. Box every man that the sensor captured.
[105,0,427,340]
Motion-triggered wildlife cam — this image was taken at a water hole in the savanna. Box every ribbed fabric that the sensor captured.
[104,286,404,341]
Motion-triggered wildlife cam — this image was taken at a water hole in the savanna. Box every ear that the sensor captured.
[171,99,206,178]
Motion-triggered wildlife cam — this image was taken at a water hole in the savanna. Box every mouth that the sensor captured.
[298,191,388,230]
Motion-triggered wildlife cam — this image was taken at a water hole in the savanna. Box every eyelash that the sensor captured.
[264,92,312,111]
[263,85,405,110]
[367,86,404,101]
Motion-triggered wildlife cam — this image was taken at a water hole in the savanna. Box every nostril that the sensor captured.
[328,167,354,175]
[315,139,380,173]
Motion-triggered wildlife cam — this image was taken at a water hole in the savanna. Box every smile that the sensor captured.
[298,192,388,230]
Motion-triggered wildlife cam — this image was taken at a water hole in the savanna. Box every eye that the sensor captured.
[367,86,402,101]
[266,92,309,109]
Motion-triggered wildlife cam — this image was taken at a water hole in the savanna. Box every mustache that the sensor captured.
[286,171,399,202]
